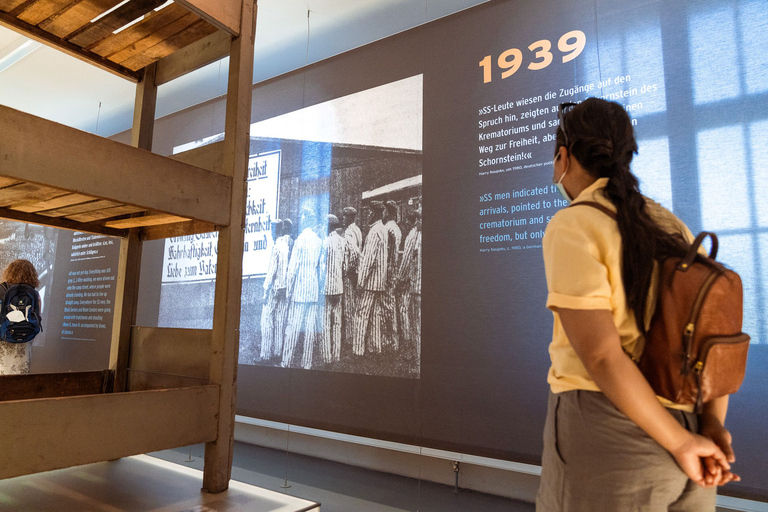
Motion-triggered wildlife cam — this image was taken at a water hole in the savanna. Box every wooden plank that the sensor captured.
[0,104,232,225]
[10,192,94,213]
[68,0,166,48]
[140,219,216,240]
[10,190,71,209]
[104,213,189,229]
[109,62,154,393]
[0,206,127,237]
[66,204,145,222]
[40,199,121,217]
[0,182,68,207]
[0,371,111,402]
[155,28,230,85]
[127,370,208,391]
[131,61,157,150]
[129,326,211,380]
[109,11,198,65]
[0,176,21,188]
[204,0,255,494]
[17,0,76,26]
[176,0,240,35]
[89,1,188,58]
[109,229,141,391]
[0,0,28,12]
[119,17,217,71]
[0,385,219,479]
[0,11,140,81]
[39,0,124,39]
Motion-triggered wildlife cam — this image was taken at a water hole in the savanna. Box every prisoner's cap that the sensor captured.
[369,201,385,211]
[327,214,340,228]
[385,200,398,214]
[342,206,357,216]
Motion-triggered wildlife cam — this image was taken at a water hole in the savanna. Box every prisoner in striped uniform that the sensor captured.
[397,212,418,347]
[322,215,345,363]
[341,207,361,351]
[282,210,323,369]
[354,201,389,355]
[260,219,292,360]
[398,208,421,353]
[382,200,402,350]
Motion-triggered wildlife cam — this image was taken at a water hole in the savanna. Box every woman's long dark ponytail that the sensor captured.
[557,98,690,332]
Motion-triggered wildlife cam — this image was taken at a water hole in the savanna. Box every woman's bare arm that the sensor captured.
[556,307,730,486]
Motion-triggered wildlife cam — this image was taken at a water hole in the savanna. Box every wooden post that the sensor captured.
[202,0,256,494]
[109,63,157,391]
[131,63,158,151]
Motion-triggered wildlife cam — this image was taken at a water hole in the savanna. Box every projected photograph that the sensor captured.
[0,221,57,352]
[163,75,423,378]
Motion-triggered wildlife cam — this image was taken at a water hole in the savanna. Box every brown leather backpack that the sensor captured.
[571,202,750,412]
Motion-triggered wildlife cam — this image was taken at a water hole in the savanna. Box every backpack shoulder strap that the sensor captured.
[567,201,617,220]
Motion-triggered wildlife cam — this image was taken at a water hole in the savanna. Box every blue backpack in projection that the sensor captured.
[0,283,42,343]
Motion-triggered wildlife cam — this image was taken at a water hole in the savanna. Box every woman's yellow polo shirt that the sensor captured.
[542,178,694,410]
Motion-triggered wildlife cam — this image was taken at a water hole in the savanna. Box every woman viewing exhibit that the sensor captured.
[0,259,40,375]
[537,98,738,511]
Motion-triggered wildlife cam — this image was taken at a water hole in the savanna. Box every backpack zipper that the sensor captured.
[681,268,721,373]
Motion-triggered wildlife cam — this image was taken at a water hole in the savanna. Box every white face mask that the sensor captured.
[553,154,572,203]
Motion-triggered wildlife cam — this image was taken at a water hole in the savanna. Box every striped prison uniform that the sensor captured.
[400,228,421,354]
[397,226,418,346]
[383,220,402,350]
[260,234,291,359]
[342,223,361,352]
[282,227,323,369]
[322,229,345,363]
[354,220,388,355]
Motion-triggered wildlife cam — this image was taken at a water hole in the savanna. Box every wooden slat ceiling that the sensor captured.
[0,180,210,238]
[0,0,219,81]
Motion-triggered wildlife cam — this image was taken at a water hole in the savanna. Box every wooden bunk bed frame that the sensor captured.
[0,0,256,493]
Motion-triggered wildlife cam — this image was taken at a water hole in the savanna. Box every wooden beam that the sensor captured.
[155,29,230,85]
[109,229,142,391]
[0,385,219,480]
[131,62,158,151]
[0,10,140,82]
[110,62,156,392]
[203,0,256,494]
[0,371,111,402]
[175,0,240,35]
[0,104,232,226]
[0,206,128,237]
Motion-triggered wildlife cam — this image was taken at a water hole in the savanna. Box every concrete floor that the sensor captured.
[0,454,318,512]
[152,442,536,512]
